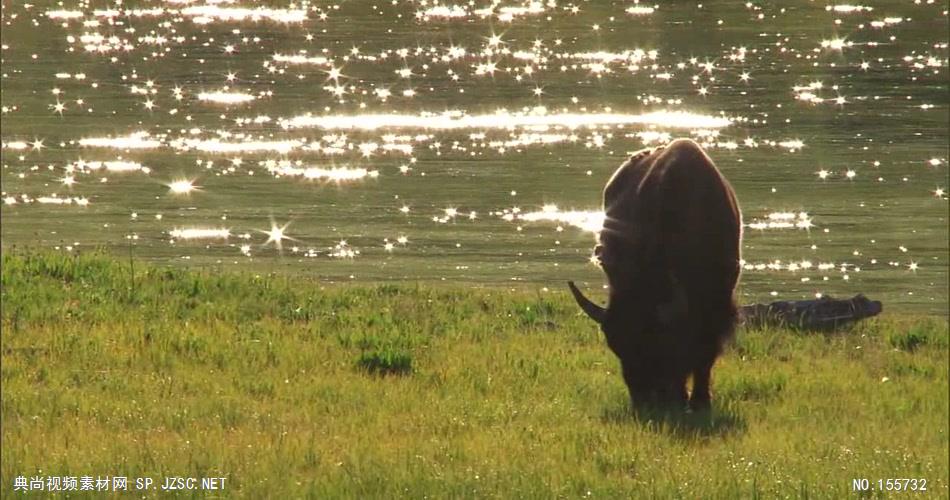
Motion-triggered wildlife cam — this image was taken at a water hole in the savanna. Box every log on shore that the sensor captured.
[739,294,882,331]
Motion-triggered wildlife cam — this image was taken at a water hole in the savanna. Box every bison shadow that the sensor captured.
[601,400,747,440]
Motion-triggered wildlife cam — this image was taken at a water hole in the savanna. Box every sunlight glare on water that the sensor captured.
[0,1,946,311]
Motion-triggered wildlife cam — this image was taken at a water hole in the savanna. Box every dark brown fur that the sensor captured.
[571,139,742,410]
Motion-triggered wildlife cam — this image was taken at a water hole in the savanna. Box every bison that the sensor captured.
[568,138,742,411]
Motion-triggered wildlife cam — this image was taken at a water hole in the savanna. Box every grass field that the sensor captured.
[1,250,947,498]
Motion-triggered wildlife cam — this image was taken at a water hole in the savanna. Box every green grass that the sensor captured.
[1,250,947,498]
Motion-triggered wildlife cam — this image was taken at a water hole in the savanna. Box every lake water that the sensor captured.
[1,1,947,313]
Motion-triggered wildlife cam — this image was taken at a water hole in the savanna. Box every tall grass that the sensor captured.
[1,250,947,498]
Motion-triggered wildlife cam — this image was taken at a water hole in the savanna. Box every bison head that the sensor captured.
[568,279,688,404]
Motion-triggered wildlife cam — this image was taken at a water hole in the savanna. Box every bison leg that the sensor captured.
[689,332,718,410]
[689,356,716,411]
[665,375,689,408]
[630,373,688,409]
[688,291,738,412]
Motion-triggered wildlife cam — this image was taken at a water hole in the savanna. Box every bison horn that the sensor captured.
[567,281,606,324]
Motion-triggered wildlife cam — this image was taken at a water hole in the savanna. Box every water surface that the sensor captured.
[1,1,947,312]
